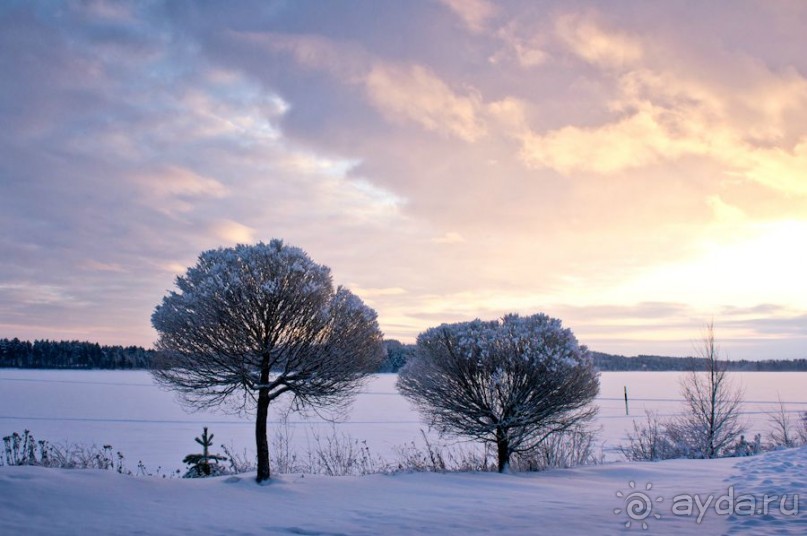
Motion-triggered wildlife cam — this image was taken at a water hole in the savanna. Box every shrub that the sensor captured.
[391,430,489,473]
[619,412,681,461]
[513,425,602,471]
[1,430,130,473]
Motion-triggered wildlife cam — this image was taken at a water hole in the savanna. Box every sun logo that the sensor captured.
[614,481,664,530]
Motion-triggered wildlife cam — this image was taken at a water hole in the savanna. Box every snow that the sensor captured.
[1,447,805,534]
[2,370,807,473]
[2,370,807,533]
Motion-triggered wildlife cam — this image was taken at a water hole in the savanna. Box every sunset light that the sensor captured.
[2,1,806,358]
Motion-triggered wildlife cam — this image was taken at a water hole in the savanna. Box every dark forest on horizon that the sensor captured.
[1,338,806,372]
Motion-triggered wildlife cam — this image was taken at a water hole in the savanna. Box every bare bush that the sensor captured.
[1,430,130,473]
[392,430,489,473]
[619,411,682,461]
[269,414,299,474]
[263,421,388,476]
[221,443,257,475]
[766,397,802,449]
[513,425,602,471]
[308,427,386,476]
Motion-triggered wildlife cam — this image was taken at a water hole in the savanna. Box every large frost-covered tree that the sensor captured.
[151,240,384,482]
[398,314,599,473]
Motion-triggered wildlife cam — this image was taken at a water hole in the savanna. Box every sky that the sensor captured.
[1,0,806,358]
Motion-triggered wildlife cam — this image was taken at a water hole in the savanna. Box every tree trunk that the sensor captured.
[255,387,271,482]
[495,427,510,473]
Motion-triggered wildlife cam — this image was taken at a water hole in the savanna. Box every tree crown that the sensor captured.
[399,312,599,470]
[416,313,592,372]
[151,239,384,413]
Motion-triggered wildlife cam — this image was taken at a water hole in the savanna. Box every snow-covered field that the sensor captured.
[1,446,805,534]
[1,370,806,473]
[1,370,806,534]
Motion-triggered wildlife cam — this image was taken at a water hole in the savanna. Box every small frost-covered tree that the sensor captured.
[182,427,227,478]
[151,240,384,483]
[398,313,599,473]
[668,322,744,459]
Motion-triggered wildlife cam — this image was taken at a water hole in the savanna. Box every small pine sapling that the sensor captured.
[182,427,227,478]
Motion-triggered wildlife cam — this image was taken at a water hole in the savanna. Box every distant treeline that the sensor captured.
[0,338,405,371]
[1,337,805,372]
[591,352,807,372]
[0,338,154,369]
[383,344,807,372]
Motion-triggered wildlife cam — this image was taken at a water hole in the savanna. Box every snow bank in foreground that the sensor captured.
[1,447,805,535]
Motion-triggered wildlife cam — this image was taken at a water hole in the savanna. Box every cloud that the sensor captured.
[723,310,807,337]
[736,139,807,196]
[491,28,548,68]
[176,87,284,142]
[706,196,745,224]
[556,13,643,68]
[3,1,807,359]
[365,63,487,142]
[0,283,75,307]
[486,97,530,131]
[352,286,408,299]
[132,166,229,215]
[516,23,807,200]
[81,260,127,273]
[241,32,488,142]
[432,232,466,244]
[240,31,370,81]
[279,153,359,177]
[158,262,190,275]
[71,0,138,23]
[519,107,698,173]
[438,0,497,33]
[137,166,228,199]
[211,220,257,245]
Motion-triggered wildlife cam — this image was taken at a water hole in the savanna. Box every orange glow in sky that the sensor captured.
[1,1,806,358]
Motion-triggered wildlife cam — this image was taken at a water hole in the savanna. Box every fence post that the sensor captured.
[624,385,629,416]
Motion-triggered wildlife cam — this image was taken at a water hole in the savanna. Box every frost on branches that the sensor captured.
[151,240,384,483]
[398,313,599,473]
